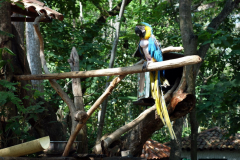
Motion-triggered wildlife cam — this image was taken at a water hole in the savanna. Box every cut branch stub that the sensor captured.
[74,110,88,123]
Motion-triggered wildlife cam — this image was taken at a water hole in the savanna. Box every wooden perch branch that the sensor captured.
[15,55,202,81]
[62,75,127,156]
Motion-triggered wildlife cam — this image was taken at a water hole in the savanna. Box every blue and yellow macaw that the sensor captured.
[135,22,176,139]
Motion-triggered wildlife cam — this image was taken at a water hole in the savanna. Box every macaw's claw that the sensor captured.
[160,77,170,88]
[142,61,148,71]
[142,61,153,71]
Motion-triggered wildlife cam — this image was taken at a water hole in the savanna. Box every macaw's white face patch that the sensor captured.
[140,39,149,48]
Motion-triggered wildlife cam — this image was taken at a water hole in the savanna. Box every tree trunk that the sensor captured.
[179,0,198,158]
[79,1,83,24]
[178,0,239,159]
[190,107,198,160]
[25,0,44,92]
[0,1,17,148]
[26,21,44,92]
[169,118,183,160]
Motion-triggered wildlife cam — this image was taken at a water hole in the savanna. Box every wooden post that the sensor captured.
[68,47,88,153]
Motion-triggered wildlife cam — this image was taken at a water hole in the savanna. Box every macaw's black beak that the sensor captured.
[135,26,145,38]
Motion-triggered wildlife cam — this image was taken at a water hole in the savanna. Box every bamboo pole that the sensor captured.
[0,136,50,157]
[15,55,202,81]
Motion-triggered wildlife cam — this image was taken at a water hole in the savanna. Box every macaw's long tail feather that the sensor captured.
[159,88,176,140]
[150,71,176,140]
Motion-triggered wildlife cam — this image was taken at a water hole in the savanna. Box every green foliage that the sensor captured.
[0,47,15,71]
[0,30,14,38]
[195,7,240,135]
[0,80,46,143]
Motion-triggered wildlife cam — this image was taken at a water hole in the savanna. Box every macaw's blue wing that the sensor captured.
[148,36,164,86]
[148,36,163,62]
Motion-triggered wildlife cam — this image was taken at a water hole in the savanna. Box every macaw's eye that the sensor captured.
[135,26,141,34]
[135,26,146,38]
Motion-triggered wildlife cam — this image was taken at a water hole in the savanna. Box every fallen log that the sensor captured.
[15,55,202,81]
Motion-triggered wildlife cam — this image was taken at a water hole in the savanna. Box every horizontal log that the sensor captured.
[14,55,202,81]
